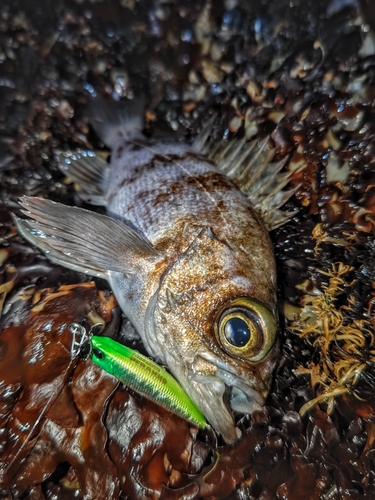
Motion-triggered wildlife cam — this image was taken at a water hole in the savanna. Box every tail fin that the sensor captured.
[88,96,146,148]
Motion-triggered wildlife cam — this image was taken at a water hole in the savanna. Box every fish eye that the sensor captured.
[92,348,105,360]
[224,317,251,347]
[215,297,277,362]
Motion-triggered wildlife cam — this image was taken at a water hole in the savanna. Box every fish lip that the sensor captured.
[214,365,266,407]
[190,351,267,427]
[189,377,241,444]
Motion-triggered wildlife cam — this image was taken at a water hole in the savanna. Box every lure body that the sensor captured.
[90,336,207,428]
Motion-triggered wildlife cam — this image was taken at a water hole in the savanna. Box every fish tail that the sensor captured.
[88,95,146,147]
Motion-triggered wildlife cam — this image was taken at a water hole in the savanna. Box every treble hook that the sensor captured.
[69,323,88,358]
[69,322,104,359]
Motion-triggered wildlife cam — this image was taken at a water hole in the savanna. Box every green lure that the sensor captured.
[90,335,207,429]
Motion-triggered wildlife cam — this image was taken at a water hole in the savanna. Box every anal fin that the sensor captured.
[57,149,109,206]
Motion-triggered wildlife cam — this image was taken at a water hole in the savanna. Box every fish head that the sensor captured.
[148,226,279,444]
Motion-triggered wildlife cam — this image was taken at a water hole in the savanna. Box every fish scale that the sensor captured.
[107,144,227,238]
[107,141,267,257]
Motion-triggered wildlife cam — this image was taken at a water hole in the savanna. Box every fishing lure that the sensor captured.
[70,323,207,429]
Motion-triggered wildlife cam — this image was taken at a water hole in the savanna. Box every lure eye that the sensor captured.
[92,348,105,360]
[215,297,277,362]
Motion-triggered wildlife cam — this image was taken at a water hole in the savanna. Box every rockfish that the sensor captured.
[16,98,294,443]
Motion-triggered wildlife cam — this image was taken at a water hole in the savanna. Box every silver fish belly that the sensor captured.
[15,99,286,443]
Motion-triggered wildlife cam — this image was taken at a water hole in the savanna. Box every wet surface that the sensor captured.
[1,0,375,498]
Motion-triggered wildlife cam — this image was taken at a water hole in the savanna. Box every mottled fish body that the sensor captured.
[15,98,293,443]
[106,138,276,346]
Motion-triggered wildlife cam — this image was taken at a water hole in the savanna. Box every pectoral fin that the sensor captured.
[16,197,158,276]
[14,216,108,278]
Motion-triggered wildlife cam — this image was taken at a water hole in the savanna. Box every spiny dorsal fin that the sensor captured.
[196,122,299,230]
[16,197,158,276]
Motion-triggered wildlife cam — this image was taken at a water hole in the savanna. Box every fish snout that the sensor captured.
[189,352,268,443]
[190,378,242,444]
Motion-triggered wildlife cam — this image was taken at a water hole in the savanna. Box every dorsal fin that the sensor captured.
[196,121,299,230]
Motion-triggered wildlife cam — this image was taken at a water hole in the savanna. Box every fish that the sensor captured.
[14,97,296,443]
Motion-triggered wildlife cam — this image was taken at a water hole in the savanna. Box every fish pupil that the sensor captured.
[92,348,105,360]
[224,317,250,347]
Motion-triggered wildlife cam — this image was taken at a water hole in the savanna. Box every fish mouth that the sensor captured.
[189,352,267,443]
